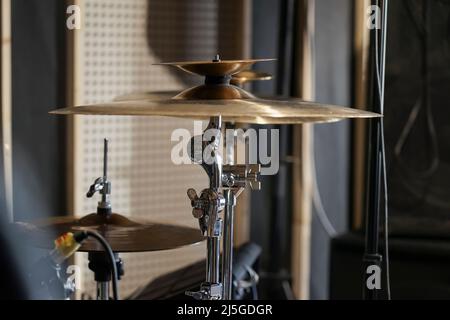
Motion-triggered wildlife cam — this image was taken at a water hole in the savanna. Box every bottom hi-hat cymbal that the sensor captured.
[114,71,273,102]
[155,58,275,77]
[13,213,205,253]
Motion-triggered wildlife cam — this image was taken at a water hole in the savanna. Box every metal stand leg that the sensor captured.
[223,189,236,300]
[88,252,123,301]
[97,282,110,301]
[206,230,221,284]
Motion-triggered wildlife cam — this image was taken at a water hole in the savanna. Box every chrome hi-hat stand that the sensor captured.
[186,115,260,300]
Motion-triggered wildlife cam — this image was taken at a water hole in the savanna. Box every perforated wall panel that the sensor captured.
[70,0,237,298]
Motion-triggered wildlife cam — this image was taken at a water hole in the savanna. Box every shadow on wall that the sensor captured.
[146,0,220,86]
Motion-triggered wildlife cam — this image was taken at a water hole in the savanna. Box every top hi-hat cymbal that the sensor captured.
[51,57,381,123]
[155,57,275,77]
[13,213,204,253]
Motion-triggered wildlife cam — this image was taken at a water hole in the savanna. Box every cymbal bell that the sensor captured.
[50,97,380,124]
[155,58,275,77]
[113,71,273,101]
[13,213,205,253]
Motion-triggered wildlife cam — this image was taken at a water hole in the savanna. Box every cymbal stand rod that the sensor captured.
[207,236,221,284]
[97,282,109,301]
[222,188,236,300]
[87,138,112,215]
[205,116,222,293]
[186,116,225,300]
[101,138,110,209]
[222,127,236,300]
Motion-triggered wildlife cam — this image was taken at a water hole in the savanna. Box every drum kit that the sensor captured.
[14,56,380,300]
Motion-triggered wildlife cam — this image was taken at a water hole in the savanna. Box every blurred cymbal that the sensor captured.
[51,97,381,124]
[230,70,272,85]
[155,59,275,77]
[13,213,204,253]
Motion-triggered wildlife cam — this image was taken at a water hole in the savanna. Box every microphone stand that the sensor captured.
[362,0,389,300]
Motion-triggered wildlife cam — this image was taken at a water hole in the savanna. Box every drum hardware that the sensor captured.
[14,140,204,300]
[185,116,225,300]
[222,164,261,300]
[234,265,260,299]
[49,55,381,300]
[85,139,122,300]
[184,111,261,300]
[86,139,112,214]
[87,251,123,300]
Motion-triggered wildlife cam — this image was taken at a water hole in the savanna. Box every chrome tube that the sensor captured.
[97,281,109,300]
[206,237,221,284]
[222,189,236,300]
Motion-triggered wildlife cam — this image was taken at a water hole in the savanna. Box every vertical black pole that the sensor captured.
[363,0,388,300]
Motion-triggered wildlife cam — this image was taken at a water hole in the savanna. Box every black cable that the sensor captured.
[84,230,119,300]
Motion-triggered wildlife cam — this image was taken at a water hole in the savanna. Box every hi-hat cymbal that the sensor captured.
[50,97,380,124]
[13,213,204,253]
[155,59,275,77]
[52,57,380,123]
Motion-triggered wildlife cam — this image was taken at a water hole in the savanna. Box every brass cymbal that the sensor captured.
[13,213,205,253]
[50,97,380,124]
[155,59,275,77]
[52,57,379,123]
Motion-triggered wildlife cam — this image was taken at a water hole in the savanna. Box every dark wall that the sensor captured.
[250,0,284,299]
[11,0,66,221]
[251,0,352,299]
[331,233,450,300]
[384,0,450,237]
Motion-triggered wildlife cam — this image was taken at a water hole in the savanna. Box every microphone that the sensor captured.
[47,231,87,265]
[28,231,88,299]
